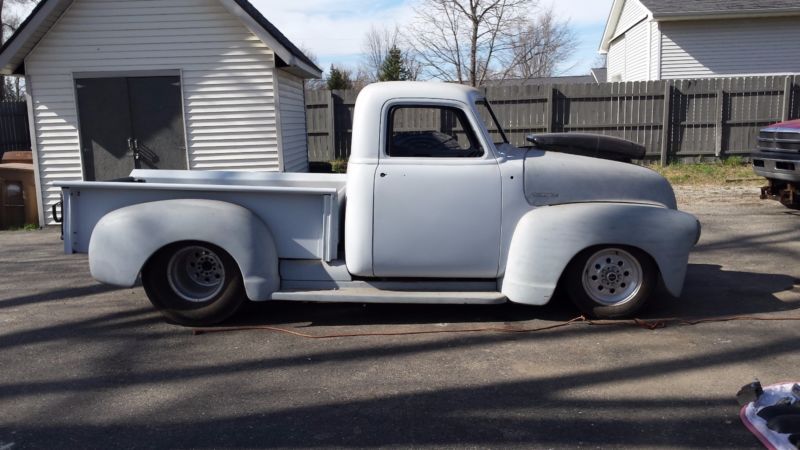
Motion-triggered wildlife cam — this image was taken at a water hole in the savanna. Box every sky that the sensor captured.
[8,0,615,78]
[250,0,614,77]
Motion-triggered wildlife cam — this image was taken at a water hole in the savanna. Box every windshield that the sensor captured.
[475,100,509,145]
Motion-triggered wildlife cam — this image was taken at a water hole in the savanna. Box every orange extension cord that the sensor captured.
[191,315,800,339]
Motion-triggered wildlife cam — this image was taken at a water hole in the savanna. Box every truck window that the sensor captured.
[387,106,484,158]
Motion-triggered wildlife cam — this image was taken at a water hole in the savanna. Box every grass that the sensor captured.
[647,157,762,186]
[330,159,348,174]
[3,224,40,232]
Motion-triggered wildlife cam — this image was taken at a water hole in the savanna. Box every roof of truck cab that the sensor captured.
[348,82,487,162]
[356,82,484,107]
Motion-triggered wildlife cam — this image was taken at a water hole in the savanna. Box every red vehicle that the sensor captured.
[753,120,800,208]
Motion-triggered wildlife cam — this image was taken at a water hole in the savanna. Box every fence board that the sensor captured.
[304,89,332,162]
[0,101,31,157]
[306,75,799,163]
[332,89,357,161]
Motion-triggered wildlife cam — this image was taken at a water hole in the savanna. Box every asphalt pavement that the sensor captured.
[1,185,799,449]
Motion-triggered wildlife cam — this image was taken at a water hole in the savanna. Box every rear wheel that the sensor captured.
[142,241,244,326]
[564,246,657,319]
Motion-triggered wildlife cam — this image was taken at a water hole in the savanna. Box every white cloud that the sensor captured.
[541,0,613,25]
[250,0,415,60]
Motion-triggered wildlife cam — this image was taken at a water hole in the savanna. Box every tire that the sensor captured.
[563,245,657,319]
[142,241,245,326]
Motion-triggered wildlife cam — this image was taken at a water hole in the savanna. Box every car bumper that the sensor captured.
[752,151,800,182]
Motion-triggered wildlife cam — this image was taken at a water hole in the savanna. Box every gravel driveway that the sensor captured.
[0,185,798,449]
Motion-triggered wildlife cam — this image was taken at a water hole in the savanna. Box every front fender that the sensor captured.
[501,203,700,305]
[88,199,279,300]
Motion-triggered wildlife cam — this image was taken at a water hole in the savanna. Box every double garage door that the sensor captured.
[75,75,187,181]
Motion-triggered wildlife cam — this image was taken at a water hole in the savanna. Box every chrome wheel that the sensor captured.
[581,248,643,306]
[166,245,226,303]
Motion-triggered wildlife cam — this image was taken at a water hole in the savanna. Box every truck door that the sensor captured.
[373,103,502,278]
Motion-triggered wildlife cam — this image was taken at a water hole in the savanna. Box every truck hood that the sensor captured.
[522,148,677,209]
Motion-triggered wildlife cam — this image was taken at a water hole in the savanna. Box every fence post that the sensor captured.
[545,85,554,133]
[782,75,793,122]
[326,90,336,159]
[715,88,725,157]
[660,80,673,166]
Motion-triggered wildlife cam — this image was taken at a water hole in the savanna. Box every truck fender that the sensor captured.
[501,203,700,305]
[88,199,280,301]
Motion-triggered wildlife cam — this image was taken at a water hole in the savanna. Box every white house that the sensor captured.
[0,0,322,225]
[600,0,800,82]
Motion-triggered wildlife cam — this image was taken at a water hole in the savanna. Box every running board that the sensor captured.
[270,288,507,305]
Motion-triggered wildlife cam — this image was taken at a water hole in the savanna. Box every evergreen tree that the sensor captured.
[378,46,410,82]
[326,65,352,90]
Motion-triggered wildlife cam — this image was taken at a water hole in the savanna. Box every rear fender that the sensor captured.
[501,203,700,305]
[88,199,279,300]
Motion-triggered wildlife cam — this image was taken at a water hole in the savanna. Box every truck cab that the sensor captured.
[345,83,506,279]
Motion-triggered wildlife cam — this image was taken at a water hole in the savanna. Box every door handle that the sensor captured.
[380,173,387,178]
[128,138,139,160]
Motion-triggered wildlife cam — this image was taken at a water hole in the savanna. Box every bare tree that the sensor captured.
[497,8,577,80]
[401,47,424,81]
[297,44,328,90]
[2,1,41,40]
[297,44,320,67]
[350,66,373,91]
[406,0,535,86]
[593,54,607,69]
[361,26,422,82]
[1,0,39,100]
[362,26,398,82]
[2,11,23,100]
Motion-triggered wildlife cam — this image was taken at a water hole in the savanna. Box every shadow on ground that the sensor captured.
[1,301,789,448]
[0,284,125,310]
[225,263,800,329]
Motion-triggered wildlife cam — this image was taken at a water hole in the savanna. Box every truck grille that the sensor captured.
[758,130,800,154]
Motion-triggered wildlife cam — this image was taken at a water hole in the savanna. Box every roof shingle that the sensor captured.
[638,0,800,17]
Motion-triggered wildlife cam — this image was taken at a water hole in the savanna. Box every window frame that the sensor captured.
[383,102,488,160]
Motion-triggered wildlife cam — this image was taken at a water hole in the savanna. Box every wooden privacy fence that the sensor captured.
[305,89,358,162]
[306,75,800,163]
[0,101,31,156]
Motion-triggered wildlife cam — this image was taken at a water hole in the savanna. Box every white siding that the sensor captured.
[624,19,649,81]
[607,0,651,82]
[613,0,648,39]
[25,0,281,223]
[607,36,626,82]
[650,21,660,80]
[276,69,309,172]
[661,17,800,79]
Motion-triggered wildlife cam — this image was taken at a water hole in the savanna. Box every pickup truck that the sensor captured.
[56,82,701,326]
[752,120,800,208]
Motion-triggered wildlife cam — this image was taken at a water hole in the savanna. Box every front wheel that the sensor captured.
[142,241,245,326]
[564,246,657,319]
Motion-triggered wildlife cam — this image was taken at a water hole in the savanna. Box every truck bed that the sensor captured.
[56,170,347,261]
